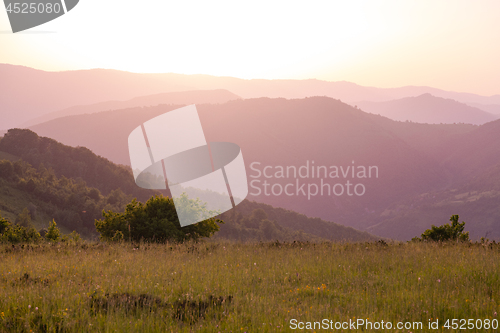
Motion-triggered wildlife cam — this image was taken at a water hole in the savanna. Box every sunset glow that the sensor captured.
[1,0,500,95]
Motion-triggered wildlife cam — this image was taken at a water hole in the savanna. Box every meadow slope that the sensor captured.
[0,241,498,332]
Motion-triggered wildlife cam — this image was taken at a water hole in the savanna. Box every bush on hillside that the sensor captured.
[0,213,41,243]
[46,219,61,242]
[95,194,223,243]
[413,215,470,242]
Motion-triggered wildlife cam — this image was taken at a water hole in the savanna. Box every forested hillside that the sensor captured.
[24,97,500,240]
[0,128,154,202]
[0,158,130,236]
[0,130,377,242]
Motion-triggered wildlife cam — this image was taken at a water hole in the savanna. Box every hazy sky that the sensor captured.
[1,0,500,96]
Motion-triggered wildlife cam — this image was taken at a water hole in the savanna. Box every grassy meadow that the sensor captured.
[0,240,499,332]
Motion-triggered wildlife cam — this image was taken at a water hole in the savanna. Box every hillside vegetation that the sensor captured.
[0,158,130,236]
[0,130,377,242]
[0,128,154,202]
[25,97,500,240]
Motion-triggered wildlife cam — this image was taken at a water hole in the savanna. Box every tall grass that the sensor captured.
[0,241,499,332]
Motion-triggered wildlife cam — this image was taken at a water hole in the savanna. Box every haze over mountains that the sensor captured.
[3,64,500,129]
[22,89,241,127]
[0,129,377,242]
[3,64,500,241]
[468,103,500,115]
[25,96,500,241]
[0,64,191,129]
[357,94,497,125]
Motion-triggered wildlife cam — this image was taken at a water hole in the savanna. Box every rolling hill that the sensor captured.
[3,64,500,129]
[366,162,500,240]
[25,96,500,240]
[0,129,377,242]
[28,97,452,217]
[22,89,241,127]
[357,94,497,125]
[0,64,194,130]
[469,102,500,115]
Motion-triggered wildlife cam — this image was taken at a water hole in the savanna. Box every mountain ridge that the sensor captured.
[26,96,495,240]
[357,93,497,125]
[3,63,500,130]
[0,128,379,242]
[22,89,242,127]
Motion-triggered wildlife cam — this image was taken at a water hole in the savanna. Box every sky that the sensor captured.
[1,0,500,96]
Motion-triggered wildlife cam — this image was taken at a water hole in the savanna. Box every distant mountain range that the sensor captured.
[2,64,500,240]
[22,89,241,127]
[22,96,500,240]
[357,93,497,125]
[367,161,500,240]
[3,64,500,129]
[468,103,500,115]
[0,64,192,130]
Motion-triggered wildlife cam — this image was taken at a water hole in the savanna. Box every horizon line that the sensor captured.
[2,62,499,98]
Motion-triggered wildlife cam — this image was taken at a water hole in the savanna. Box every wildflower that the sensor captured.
[494,312,497,317]
[28,305,31,309]
[35,307,38,311]
[437,279,441,283]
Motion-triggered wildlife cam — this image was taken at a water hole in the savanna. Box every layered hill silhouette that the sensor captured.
[365,118,500,240]
[23,96,500,240]
[468,102,500,116]
[367,161,500,240]
[437,119,500,180]
[29,97,452,205]
[3,64,500,129]
[23,89,241,127]
[357,94,497,125]
[0,129,377,242]
[3,63,500,240]
[0,64,193,130]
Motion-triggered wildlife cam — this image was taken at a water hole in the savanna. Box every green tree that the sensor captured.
[2,225,41,243]
[0,213,10,234]
[46,219,61,242]
[111,230,124,242]
[69,230,81,242]
[0,213,41,243]
[414,215,470,242]
[95,194,223,243]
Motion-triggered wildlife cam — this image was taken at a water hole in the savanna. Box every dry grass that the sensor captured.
[0,240,499,332]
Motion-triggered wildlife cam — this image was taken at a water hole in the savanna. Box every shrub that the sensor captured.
[413,215,470,242]
[111,230,124,242]
[46,219,61,242]
[95,194,223,243]
[0,214,10,234]
[69,230,81,242]
[0,214,41,243]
